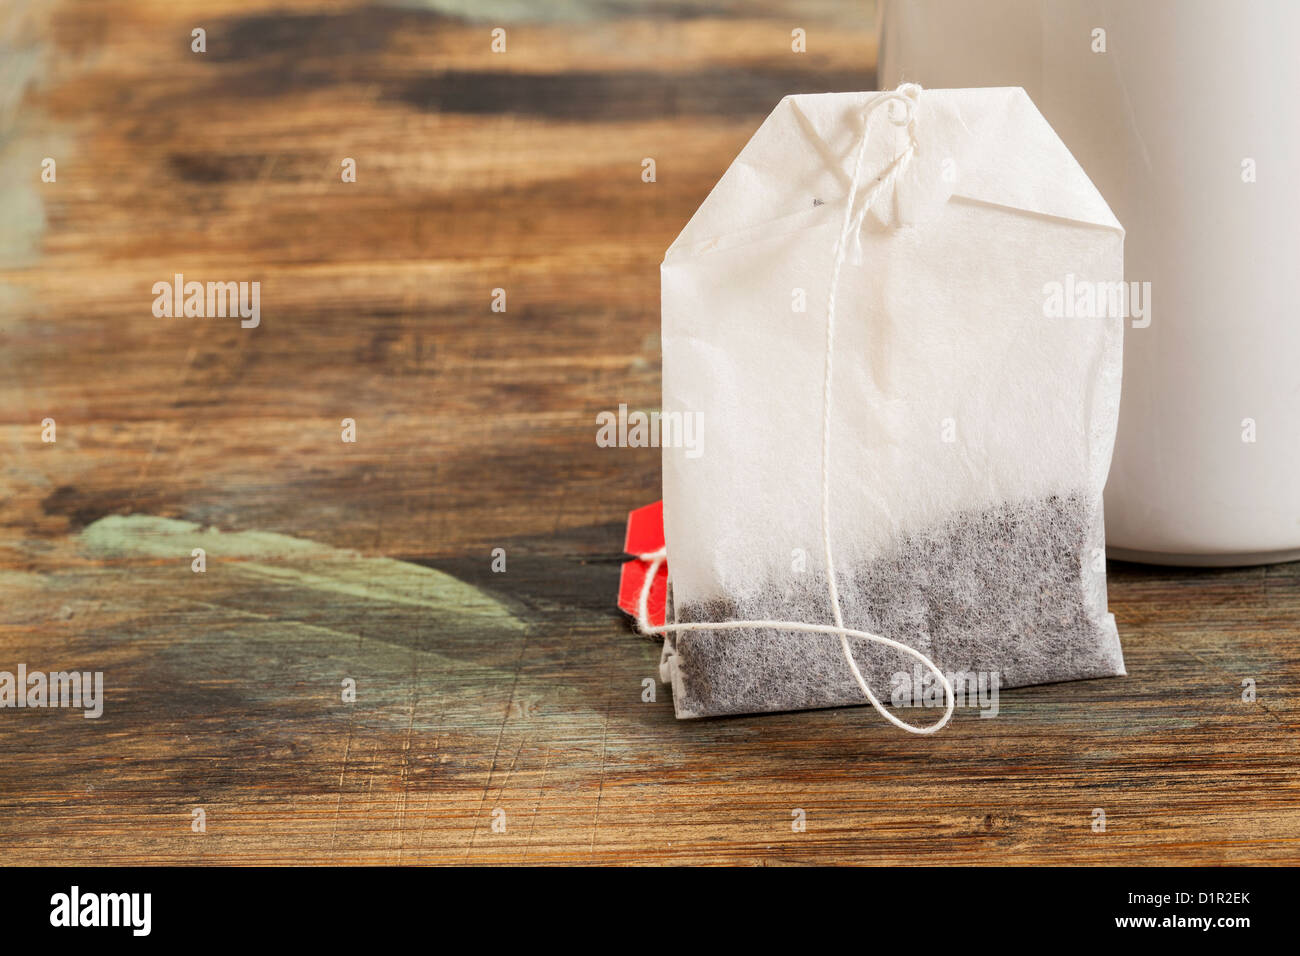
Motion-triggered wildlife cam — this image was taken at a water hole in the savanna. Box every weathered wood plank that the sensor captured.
[0,0,1296,865]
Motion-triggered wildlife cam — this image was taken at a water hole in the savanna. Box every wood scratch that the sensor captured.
[589,631,616,859]
[463,623,532,863]
[394,690,416,863]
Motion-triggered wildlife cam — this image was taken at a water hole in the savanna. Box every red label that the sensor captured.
[617,501,667,628]
[622,499,664,554]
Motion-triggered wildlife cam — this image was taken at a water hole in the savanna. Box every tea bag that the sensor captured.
[647,85,1126,731]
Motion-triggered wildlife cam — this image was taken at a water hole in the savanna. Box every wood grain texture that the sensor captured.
[0,0,1297,865]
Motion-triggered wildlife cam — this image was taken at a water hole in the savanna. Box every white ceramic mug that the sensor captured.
[879,0,1300,565]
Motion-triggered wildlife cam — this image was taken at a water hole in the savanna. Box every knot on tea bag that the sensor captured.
[845,83,920,263]
[638,86,954,736]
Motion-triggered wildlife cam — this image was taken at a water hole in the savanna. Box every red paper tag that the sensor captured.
[618,500,667,628]
[622,499,663,554]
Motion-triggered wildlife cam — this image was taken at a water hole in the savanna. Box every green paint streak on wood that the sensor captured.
[81,514,526,633]
[0,3,50,268]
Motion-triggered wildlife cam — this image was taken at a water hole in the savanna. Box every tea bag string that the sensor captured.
[822,85,953,733]
[637,85,955,736]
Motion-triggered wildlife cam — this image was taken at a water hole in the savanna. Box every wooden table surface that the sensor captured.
[1,0,1297,865]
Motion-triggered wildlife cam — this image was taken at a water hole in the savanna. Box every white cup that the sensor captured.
[879,0,1300,565]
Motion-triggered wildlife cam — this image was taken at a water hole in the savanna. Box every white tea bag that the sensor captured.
[651,86,1126,731]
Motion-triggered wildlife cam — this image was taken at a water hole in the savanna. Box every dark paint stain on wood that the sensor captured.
[387,68,876,119]
[209,7,444,63]
[41,484,176,531]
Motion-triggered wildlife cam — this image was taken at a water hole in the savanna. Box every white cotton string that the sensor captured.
[640,84,954,736]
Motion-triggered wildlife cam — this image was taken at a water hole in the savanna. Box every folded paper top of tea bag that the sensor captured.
[666,86,1121,262]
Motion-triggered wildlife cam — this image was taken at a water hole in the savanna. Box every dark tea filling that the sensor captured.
[667,493,1125,718]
